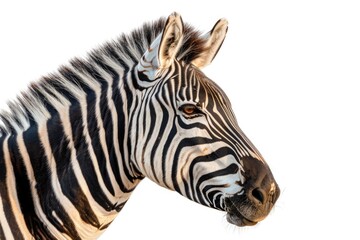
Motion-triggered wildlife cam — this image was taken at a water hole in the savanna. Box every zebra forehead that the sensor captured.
[167,72,232,112]
[172,65,229,99]
[195,70,231,105]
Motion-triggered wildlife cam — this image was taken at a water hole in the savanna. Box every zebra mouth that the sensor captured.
[226,212,258,227]
[224,197,259,227]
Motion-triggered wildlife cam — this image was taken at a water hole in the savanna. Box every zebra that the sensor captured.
[0,12,280,239]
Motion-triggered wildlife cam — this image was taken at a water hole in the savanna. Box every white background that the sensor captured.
[0,1,359,239]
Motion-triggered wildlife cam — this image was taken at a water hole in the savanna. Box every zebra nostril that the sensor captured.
[251,188,265,205]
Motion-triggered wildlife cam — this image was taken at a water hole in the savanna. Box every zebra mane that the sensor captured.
[0,17,207,137]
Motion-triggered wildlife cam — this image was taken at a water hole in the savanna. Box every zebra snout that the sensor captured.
[223,156,281,226]
[225,175,279,227]
[241,157,280,207]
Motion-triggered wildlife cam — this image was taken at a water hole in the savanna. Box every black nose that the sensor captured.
[241,157,280,206]
[250,188,266,205]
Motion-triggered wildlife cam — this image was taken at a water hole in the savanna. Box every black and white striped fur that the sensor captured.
[0,13,280,239]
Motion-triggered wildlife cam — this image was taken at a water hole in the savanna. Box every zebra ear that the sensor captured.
[191,19,228,68]
[137,12,184,82]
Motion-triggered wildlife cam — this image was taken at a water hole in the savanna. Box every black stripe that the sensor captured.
[161,124,177,189]
[145,96,158,182]
[148,84,172,183]
[104,43,130,73]
[171,137,216,194]
[0,222,5,239]
[182,66,193,101]
[131,68,146,90]
[188,147,237,204]
[49,75,79,104]
[200,80,252,155]
[7,135,57,240]
[68,103,114,212]
[73,59,117,196]
[203,186,225,209]
[60,66,94,96]
[196,164,239,207]
[177,116,207,130]
[99,221,112,231]
[112,83,138,191]
[77,61,108,85]
[47,114,100,229]
[86,93,115,195]
[76,60,128,192]
[127,89,141,170]
[130,29,146,55]
[118,38,138,64]
[0,117,15,134]
[0,137,25,239]
[27,82,58,116]
[23,124,81,239]
[93,57,136,190]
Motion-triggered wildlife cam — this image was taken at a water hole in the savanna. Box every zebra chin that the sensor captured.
[226,211,258,227]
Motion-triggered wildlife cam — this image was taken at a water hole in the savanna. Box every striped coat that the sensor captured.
[0,13,280,239]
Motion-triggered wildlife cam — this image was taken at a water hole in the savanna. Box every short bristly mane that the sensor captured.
[0,17,207,137]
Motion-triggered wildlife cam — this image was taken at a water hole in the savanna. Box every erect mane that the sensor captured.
[0,17,208,136]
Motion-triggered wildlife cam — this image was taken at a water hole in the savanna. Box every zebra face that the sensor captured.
[169,66,280,227]
[134,13,280,227]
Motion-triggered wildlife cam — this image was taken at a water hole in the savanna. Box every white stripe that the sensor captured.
[58,92,118,219]
[88,62,123,195]
[38,119,101,238]
[2,137,32,238]
[35,86,111,237]
[104,55,138,191]
[16,134,62,238]
[77,82,118,202]
[0,196,15,240]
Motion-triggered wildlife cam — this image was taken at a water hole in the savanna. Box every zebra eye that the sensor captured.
[182,105,196,114]
[179,104,202,117]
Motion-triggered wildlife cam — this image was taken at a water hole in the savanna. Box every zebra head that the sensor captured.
[133,13,280,227]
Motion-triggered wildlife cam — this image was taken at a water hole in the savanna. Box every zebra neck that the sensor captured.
[0,65,146,239]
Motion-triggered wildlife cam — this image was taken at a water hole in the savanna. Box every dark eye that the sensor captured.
[182,105,196,114]
[179,104,203,118]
